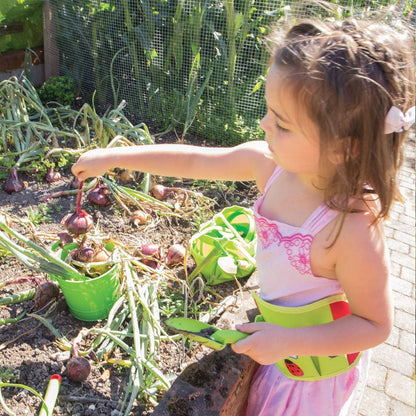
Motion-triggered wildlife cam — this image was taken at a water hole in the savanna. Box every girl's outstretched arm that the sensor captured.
[71,141,274,187]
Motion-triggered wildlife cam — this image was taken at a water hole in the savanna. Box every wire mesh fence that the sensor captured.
[47,0,413,146]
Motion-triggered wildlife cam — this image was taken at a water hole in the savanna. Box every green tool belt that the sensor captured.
[253,293,362,381]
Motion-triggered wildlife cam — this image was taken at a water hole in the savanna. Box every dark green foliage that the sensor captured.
[38,76,76,106]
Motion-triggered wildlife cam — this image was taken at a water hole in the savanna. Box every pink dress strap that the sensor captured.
[302,204,340,235]
[263,166,284,194]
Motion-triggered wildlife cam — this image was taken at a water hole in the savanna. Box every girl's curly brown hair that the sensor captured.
[269,18,415,222]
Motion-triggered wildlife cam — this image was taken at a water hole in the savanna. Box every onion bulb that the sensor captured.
[45,167,62,183]
[87,183,110,206]
[66,356,91,382]
[61,180,93,236]
[130,210,151,226]
[150,184,172,201]
[2,167,26,194]
[135,243,162,269]
[90,243,111,263]
[71,245,94,262]
[61,210,93,236]
[33,281,60,310]
[166,244,186,266]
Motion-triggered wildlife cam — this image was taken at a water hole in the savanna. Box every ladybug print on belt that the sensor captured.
[284,359,304,377]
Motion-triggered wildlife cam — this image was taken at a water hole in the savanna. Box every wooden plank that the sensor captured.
[42,0,59,78]
[0,23,24,35]
[0,46,44,71]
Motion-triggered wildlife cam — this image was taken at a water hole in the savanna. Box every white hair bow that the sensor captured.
[385,106,415,134]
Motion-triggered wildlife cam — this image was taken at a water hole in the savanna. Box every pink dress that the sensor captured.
[246,166,371,416]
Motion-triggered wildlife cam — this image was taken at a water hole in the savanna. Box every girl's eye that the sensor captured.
[276,122,289,133]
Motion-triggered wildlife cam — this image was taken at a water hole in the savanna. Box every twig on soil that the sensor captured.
[0,323,42,351]
[57,395,120,405]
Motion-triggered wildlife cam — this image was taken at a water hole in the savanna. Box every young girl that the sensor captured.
[72,18,414,416]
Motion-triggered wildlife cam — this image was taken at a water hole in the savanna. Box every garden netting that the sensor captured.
[46,0,412,145]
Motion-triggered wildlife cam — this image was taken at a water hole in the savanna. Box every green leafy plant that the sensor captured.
[38,76,76,106]
[26,205,52,225]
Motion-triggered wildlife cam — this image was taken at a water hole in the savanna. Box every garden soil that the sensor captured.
[0,166,259,416]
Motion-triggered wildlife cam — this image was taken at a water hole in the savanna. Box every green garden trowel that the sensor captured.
[165,317,248,351]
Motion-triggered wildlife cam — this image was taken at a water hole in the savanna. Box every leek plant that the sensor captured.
[122,0,145,112]
[223,0,255,116]
[171,52,213,142]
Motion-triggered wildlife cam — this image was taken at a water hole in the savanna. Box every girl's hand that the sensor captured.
[231,322,291,365]
[72,148,113,181]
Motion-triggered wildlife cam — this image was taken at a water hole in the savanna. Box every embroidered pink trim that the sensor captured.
[256,216,313,275]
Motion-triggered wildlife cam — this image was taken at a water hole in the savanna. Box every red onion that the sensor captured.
[71,245,95,262]
[87,183,110,206]
[66,356,91,382]
[61,180,93,236]
[2,167,26,194]
[45,167,62,183]
[130,210,151,226]
[71,238,110,263]
[166,244,186,266]
[33,281,60,310]
[136,243,162,269]
[150,184,172,201]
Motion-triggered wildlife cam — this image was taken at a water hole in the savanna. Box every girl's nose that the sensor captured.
[259,114,268,132]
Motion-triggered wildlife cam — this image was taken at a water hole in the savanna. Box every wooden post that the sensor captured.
[43,0,59,79]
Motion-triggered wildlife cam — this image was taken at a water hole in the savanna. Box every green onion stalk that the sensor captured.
[119,261,170,412]
[0,213,87,282]
[0,381,47,416]
[0,288,36,306]
[100,176,174,215]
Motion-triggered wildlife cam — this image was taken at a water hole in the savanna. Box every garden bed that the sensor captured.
[0,163,259,416]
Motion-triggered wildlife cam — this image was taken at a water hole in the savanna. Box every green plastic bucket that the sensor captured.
[52,263,121,321]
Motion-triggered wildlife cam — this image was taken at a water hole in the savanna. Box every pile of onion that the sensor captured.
[61,180,93,236]
[71,237,110,264]
[135,243,186,268]
[135,243,163,269]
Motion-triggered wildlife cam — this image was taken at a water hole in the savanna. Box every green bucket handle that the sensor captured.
[189,206,256,285]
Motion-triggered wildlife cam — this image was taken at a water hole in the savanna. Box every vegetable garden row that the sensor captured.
[0,75,251,415]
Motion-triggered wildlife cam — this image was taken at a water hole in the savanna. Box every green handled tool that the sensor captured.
[165,317,248,351]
